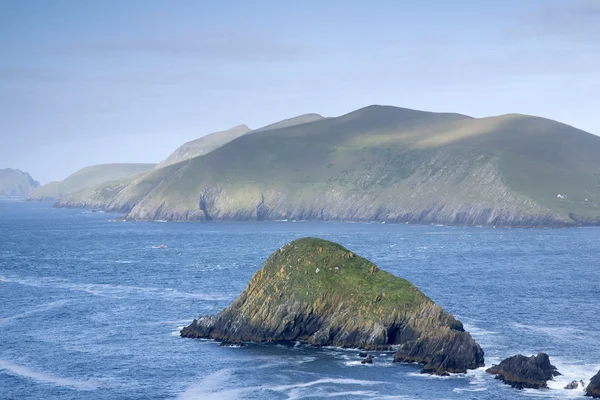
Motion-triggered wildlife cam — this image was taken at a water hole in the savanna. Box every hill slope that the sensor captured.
[182,237,484,375]
[57,105,600,226]
[29,163,155,200]
[0,169,40,197]
[56,114,327,211]
[157,125,251,168]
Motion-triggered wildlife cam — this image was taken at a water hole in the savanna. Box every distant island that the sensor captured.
[182,237,484,376]
[47,105,600,228]
[0,168,40,197]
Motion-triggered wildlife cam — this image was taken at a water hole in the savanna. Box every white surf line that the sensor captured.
[0,300,70,326]
[0,273,229,301]
[0,359,100,390]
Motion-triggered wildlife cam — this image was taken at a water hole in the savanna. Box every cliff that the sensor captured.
[181,237,484,375]
[0,168,40,197]
[55,105,600,227]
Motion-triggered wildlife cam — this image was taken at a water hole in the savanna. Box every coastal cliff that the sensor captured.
[55,105,600,227]
[0,168,40,197]
[181,237,484,375]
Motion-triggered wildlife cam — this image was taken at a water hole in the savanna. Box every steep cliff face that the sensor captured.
[182,238,484,375]
[0,168,40,197]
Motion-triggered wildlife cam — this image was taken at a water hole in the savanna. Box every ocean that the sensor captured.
[1,199,599,399]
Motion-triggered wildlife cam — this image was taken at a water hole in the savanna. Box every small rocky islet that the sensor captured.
[485,353,561,389]
[182,237,484,376]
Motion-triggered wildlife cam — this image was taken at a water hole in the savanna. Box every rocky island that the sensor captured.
[486,353,560,389]
[182,237,484,375]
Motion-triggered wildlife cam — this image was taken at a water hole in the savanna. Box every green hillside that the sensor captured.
[157,125,251,168]
[57,105,600,226]
[29,163,155,200]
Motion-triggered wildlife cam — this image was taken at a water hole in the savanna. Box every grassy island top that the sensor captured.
[243,237,434,321]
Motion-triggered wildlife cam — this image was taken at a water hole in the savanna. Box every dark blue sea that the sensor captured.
[1,199,599,399]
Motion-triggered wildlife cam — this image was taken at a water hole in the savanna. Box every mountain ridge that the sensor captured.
[55,105,600,227]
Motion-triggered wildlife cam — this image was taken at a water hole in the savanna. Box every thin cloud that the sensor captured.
[523,0,600,38]
[55,30,316,62]
[0,67,66,82]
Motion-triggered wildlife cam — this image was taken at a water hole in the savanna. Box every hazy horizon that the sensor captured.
[2,0,599,184]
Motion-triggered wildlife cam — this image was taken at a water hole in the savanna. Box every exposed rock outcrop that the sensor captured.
[181,237,484,375]
[565,380,580,390]
[587,370,600,398]
[486,353,560,389]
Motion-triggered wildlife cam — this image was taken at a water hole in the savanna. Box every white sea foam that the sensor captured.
[0,300,70,325]
[512,322,585,339]
[180,369,389,400]
[0,359,100,390]
[546,359,599,394]
[453,387,488,392]
[0,274,229,301]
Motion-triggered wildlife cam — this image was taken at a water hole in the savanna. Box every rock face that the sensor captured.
[0,168,40,197]
[181,237,484,375]
[486,353,560,389]
[587,370,600,398]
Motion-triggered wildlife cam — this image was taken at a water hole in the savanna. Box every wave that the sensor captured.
[0,274,230,301]
[512,322,586,339]
[0,359,100,390]
[179,368,395,400]
[0,300,70,326]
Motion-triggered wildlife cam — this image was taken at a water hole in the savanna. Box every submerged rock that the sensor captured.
[181,237,484,375]
[358,351,368,358]
[586,370,600,398]
[486,353,560,389]
[361,355,373,364]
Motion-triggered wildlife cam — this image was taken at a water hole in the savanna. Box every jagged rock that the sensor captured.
[358,352,368,358]
[181,237,484,376]
[565,380,579,390]
[361,355,373,364]
[586,370,600,398]
[486,353,560,389]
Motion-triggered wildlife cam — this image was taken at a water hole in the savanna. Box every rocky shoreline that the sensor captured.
[53,198,596,228]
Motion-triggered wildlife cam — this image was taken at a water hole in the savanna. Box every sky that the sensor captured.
[1,0,599,183]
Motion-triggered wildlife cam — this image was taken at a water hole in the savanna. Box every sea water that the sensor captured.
[1,199,599,399]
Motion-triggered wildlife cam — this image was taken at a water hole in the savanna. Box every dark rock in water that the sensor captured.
[181,237,484,376]
[586,370,600,398]
[565,380,579,390]
[359,352,368,358]
[486,353,560,389]
[361,355,373,364]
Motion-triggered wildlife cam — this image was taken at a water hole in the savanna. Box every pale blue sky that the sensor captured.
[1,0,599,183]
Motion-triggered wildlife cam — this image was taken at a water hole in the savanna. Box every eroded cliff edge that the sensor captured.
[181,237,484,375]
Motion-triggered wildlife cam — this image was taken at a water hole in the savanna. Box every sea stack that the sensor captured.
[181,237,484,375]
[486,353,560,389]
